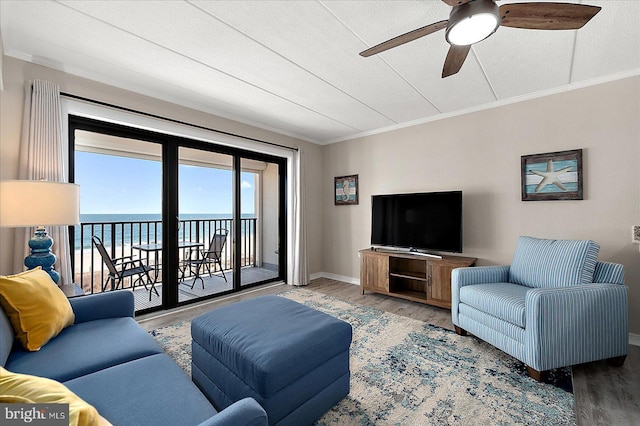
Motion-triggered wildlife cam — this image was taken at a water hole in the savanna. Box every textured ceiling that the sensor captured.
[1,0,639,144]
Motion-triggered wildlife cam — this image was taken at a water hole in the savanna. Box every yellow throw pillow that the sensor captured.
[0,366,106,426]
[0,267,75,351]
[0,394,34,403]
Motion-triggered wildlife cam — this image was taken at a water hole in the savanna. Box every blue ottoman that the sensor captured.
[191,295,352,426]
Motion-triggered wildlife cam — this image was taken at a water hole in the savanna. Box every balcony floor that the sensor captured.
[132,266,279,311]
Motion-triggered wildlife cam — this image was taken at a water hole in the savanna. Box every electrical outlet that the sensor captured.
[633,225,640,244]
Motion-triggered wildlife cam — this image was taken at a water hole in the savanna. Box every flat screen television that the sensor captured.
[371,190,462,253]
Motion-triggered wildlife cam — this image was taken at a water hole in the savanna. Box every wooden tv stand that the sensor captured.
[359,248,477,309]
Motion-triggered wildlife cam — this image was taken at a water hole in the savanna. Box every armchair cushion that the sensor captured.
[451,266,510,325]
[460,283,528,328]
[509,236,600,288]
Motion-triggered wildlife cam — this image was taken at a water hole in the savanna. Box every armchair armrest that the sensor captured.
[197,398,267,426]
[451,266,510,325]
[593,261,624,284]
[452,265,510,288]
[70,290,135,323]
[525,283,628,371]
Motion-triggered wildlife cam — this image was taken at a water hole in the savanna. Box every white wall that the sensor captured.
[322,76,640,334]
[0,56,324,278]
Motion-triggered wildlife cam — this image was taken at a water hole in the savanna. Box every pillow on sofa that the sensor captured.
[0,366,108,426]
[0,268,74,351]
[509,236,600,288]
[0,394,34,403]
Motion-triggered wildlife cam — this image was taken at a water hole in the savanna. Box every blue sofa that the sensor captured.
[451,236,628,381]
[0,290,267,426]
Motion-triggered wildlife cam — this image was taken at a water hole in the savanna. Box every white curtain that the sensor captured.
[291,148,309,286]
[13,80,72,283]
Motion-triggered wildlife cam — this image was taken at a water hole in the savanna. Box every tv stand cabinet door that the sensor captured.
[426,257,477,308]
[360,251,389,294]
[427,262,454,308]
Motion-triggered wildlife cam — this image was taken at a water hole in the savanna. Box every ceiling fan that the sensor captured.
[359,0,602,78]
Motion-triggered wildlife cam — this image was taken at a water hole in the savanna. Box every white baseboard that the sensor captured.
[310,272,359,286]
[629,333,640,347]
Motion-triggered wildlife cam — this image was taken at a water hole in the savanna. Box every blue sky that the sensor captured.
[76,151,255,215]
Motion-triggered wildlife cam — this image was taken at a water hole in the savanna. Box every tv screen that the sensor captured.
[371,191,462,253]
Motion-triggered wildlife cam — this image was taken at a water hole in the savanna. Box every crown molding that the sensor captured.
[322,69,640,145]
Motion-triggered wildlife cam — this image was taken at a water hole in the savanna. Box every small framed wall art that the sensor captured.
[334,174,359,205]
[521,149,583,201]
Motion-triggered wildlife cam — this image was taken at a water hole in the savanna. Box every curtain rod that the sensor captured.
[60,92,299,152]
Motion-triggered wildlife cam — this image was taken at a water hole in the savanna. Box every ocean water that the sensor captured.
[76,213,254,249]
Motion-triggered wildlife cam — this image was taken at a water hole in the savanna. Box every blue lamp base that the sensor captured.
[24,227,60,284]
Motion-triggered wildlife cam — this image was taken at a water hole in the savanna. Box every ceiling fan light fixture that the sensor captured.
[447,13,499,45]
[445,0,500,46]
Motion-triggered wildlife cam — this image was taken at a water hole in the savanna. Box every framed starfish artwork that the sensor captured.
[521,149,583,201]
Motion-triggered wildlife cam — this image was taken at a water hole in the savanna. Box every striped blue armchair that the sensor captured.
[451,236,628,381]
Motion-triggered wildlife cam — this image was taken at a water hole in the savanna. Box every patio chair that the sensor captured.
[92,235,159,301]
[181,230,228,289]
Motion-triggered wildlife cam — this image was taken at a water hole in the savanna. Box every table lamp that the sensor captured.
[0,180,80,283]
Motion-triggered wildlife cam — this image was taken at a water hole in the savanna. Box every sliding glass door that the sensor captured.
[177,147,233,302]
[240,158,282,287]
[175,146,286,304]
[72,129,164,311]
[70,116,286,313]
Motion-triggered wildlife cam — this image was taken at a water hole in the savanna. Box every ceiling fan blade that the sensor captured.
[360,20,448,57]
[442,44,471,78]
[499,3,601,30]
[441,0,472,6]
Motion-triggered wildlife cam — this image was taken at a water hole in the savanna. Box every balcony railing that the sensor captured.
[74,217,257,295]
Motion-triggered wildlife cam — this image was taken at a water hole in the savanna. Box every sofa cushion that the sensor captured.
[5,317,163,382]
[0,268,74,351]
[0,307,13,367]
[64,354,217,426]
[459,283,529,328]
[509,236,600,288]
[0,366,104,426]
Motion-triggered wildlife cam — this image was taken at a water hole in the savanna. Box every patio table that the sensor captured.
[132,241,204,285]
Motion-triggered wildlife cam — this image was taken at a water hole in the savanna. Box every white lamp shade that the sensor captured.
[0,180,80,227]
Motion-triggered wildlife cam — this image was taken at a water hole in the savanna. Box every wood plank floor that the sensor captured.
[137,277,640,424]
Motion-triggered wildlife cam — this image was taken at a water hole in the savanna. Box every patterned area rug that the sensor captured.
[149,287,575,425]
